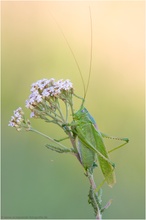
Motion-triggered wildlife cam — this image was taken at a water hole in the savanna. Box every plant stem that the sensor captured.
[29,127,69,149]
[86,170,102,220]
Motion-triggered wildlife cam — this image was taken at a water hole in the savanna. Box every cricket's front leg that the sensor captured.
[54,136,69,142]
[101,132,129,153]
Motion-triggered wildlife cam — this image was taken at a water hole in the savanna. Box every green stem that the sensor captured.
[69,98,74,116]
[65,102,69,122]
[43,114,63,127]
[29,127,69,149]
[54,101,68,126]
[45,109,62,122]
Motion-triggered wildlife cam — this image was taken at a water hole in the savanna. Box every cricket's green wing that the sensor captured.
[77,123,97,171]
[76,123,116,187]
[91,124,116,187]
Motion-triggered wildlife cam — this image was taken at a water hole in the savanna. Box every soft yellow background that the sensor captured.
[2,1,145,219]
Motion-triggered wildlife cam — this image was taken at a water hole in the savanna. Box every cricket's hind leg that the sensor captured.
[101,132,129,153]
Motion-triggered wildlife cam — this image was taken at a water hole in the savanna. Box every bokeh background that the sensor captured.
[2,1,145,219]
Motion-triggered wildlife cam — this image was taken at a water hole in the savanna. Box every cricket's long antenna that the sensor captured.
[51,13,86,97]
[51,7,92,106]
[84,6,92,101]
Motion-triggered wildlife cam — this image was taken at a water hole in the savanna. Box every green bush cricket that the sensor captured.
[51,7,129,185]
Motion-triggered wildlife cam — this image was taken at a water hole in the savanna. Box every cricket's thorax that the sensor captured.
[73,107,98,130]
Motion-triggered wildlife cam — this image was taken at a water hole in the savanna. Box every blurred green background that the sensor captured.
[2,1,145,219]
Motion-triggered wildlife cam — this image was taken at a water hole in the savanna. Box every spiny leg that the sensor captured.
[101,132,129,142]
[101,132,129,153]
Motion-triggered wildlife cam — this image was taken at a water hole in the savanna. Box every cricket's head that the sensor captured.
[73,106,88,121]
[73,105,98,130]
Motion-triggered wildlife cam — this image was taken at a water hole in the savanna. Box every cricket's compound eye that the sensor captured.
[81,108,87,114]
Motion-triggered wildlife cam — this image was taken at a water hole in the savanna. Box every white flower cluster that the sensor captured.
[8,107,24,131]
[25,78,73,110]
